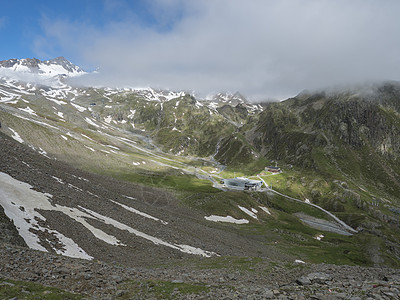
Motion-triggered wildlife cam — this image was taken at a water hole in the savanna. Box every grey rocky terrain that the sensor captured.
[1,243,400,299]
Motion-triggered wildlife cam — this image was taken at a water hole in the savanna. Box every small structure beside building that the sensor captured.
[221,177,263,191]
[266,166,281,173]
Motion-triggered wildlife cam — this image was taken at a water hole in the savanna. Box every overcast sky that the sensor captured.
[2,0,400,100]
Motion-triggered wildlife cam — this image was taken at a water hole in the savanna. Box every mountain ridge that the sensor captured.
[0,56,85,78]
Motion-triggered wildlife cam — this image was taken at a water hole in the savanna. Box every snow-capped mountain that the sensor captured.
[0,56,85,78]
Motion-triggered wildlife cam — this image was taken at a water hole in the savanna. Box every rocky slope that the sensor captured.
[247,82,400,172]
[246,84,400,202]
[1,242,400,299]
[0,131,287,265]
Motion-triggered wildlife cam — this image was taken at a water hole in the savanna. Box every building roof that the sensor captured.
[223,177,262,187]
[267,166,280,169]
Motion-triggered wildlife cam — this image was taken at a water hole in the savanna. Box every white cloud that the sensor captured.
[35,0,400,100]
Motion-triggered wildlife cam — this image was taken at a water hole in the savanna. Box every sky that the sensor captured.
[1,0,400,100]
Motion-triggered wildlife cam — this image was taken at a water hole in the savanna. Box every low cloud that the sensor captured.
[35,0,400,101]
[0,68,64,88]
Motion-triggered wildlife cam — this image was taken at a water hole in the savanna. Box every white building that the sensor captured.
[221,177,263,191]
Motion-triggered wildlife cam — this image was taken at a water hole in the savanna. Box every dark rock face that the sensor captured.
[0,58,40,68]
[246,102,319,167]
[217,103,248,124]
[244,83,400,181]
[313,97,400,158]
[0,206,27,247]
[248,85,400,161]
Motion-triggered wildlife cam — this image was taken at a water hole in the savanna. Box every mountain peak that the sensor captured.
[0,56,85,78]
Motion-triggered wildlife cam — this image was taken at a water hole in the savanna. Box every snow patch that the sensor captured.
[127,109,136,119]
[81,134,95,142]
[18,106,37,116]
[51,176,65,184]
[85,117,100,128]
[8,128,24,143]
[104,115,112,124]
[107,145,120,150]
[84,145,96,152]
[47,98,67,105]
[110,200,168,225]
[71,175,89,182]
[38,147,50,158]
[21,161,31,168]
[259,206,271,215]
[195,100,203,109]
[314,234,324,241]
[295,259,306,264]
[204,215,249,224]
[71,102,86,112]
[238,206,258,219]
